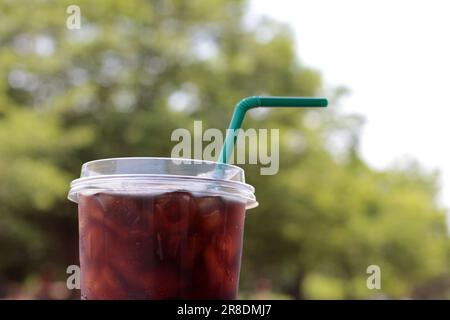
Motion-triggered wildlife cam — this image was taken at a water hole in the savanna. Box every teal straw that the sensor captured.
[218,96,328,164]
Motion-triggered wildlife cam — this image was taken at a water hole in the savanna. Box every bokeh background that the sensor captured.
[0,0,449,299]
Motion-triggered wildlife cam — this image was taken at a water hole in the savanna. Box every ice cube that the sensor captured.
[154,232,183,262]
[197,196,226,215]
[216,234,241,266]
[101,266,126,297]
[95,193,143,227]
[202,244,226,289]
[224,201,246,234]
[80,222,106,262]
[180,233,205,271]
[84,266,127,299]
[154,192,192,234]
[79,194,104,222]
[195,196,226,234]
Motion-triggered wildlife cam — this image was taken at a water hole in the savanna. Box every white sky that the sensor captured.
[249,0,450,209]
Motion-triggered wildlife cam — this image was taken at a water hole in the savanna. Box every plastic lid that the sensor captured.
[68,157,258,209]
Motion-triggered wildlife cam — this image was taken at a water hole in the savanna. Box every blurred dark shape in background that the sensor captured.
[0,0,449,299]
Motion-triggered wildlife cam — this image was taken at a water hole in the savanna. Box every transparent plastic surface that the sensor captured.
[68,158,257,300]
[69,157,257,209]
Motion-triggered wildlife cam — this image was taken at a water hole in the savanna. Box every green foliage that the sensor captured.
[0,0,448,298]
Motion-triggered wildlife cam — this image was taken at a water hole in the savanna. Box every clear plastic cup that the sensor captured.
[68,157,257,300]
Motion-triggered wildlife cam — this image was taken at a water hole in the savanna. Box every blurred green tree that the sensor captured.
[0,0,448,298]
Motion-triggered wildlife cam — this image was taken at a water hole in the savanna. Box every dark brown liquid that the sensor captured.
[78,191,246,299]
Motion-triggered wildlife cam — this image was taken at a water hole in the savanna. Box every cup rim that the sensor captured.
[68,157,258,209]
[80,156,247,174]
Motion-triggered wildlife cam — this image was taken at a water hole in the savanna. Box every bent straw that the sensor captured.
[218,96,328,164]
